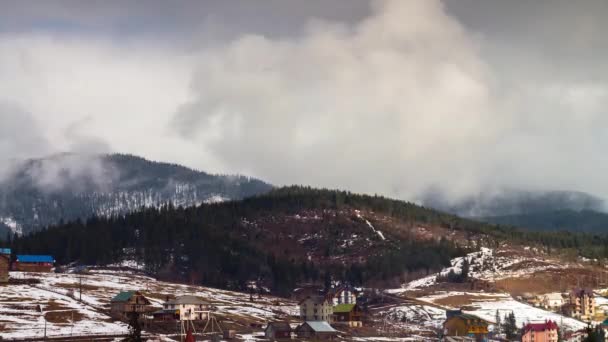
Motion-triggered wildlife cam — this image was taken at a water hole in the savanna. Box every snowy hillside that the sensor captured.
[0,269,297,340]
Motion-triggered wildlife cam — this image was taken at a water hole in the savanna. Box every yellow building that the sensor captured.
[443,312,489,341]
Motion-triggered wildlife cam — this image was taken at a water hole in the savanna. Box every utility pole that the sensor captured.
[79,275,82,302]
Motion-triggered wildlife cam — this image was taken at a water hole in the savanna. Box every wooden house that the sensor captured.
[264,321,293,340]
[110,291,153,319]
[332,304,363,327]
[0,248,10,283]
[13,255,54,272]
[443,311,489,341]
[295,321,338,340]
[299,295,333,322]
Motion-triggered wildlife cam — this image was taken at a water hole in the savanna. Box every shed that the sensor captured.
[295,321,338,340]
[0,249,9,283]
[265,322,293,339]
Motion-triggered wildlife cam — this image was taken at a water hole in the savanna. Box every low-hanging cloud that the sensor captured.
[173,0,499,200]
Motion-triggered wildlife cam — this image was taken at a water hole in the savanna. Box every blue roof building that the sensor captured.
[16,255,55,263]
[0,248,10,255]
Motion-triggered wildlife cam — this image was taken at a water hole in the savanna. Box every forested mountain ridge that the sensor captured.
[8,186,608,295]
[0,153,272,236]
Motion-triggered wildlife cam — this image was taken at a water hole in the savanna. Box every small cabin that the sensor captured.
[13,255,54,272]
[110,291,152,319]
[264,322,293,340]
[295,321,338,340]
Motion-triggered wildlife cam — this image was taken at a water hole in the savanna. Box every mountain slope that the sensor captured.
[0,153,272,236]
[12,186,608,294]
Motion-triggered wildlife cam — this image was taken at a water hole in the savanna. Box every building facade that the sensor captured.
[299,295,333,322]
[162,295,209,321]
[13,255,54,272]
[567,288,595,320]
[327,285,357,306]
[542,293,563,310]
[521,320,559,342]
[332,304,363,327]
[0,248,10,283]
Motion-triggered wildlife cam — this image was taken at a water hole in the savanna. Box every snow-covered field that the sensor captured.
[0,269,298,340]
[417,291,587,332]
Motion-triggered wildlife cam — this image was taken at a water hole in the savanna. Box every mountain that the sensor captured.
[420,189,608,233]
[11,186,608,294]
[0,153,273,236]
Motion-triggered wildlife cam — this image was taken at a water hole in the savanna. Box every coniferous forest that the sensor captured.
[5,186,608,295]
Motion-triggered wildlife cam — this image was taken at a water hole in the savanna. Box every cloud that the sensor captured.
[1,0,608,203]
[172,0,498,199]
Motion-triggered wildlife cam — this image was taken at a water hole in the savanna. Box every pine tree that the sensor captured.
[460,258,470,282]
[502,312,517,340]
[494,310,502,335]
[125,312,142,342]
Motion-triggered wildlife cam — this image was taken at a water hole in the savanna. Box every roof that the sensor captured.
[165,295,206,305]
[302,321,338,333]
[0,248,10,255]
[571,288,594,297]
[448,313,487,324]
[298,295,330,305]
[265,322,292,332]
[333,304,356,313]
[523,320,559,332]
[111,291,135,302]
[543,293,563,300]
[16,255,54,263]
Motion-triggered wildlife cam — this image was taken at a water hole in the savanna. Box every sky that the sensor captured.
[1,0,607,202]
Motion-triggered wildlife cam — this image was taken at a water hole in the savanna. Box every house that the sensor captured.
[264,322,293,340]
[154,295,209,321]
[521,320,559,342]
[299,295,333,322]
[13,255,54,272]
[332,304,363,327]
[295,321,338,340]
[443,311,489,341]
[326,284,357,306]
[565,288,595,320]
[542,293,563,310]
[0,248,10,283]
[110,291,153,319]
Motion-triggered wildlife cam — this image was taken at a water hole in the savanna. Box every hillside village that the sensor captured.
[4,243,608,341]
